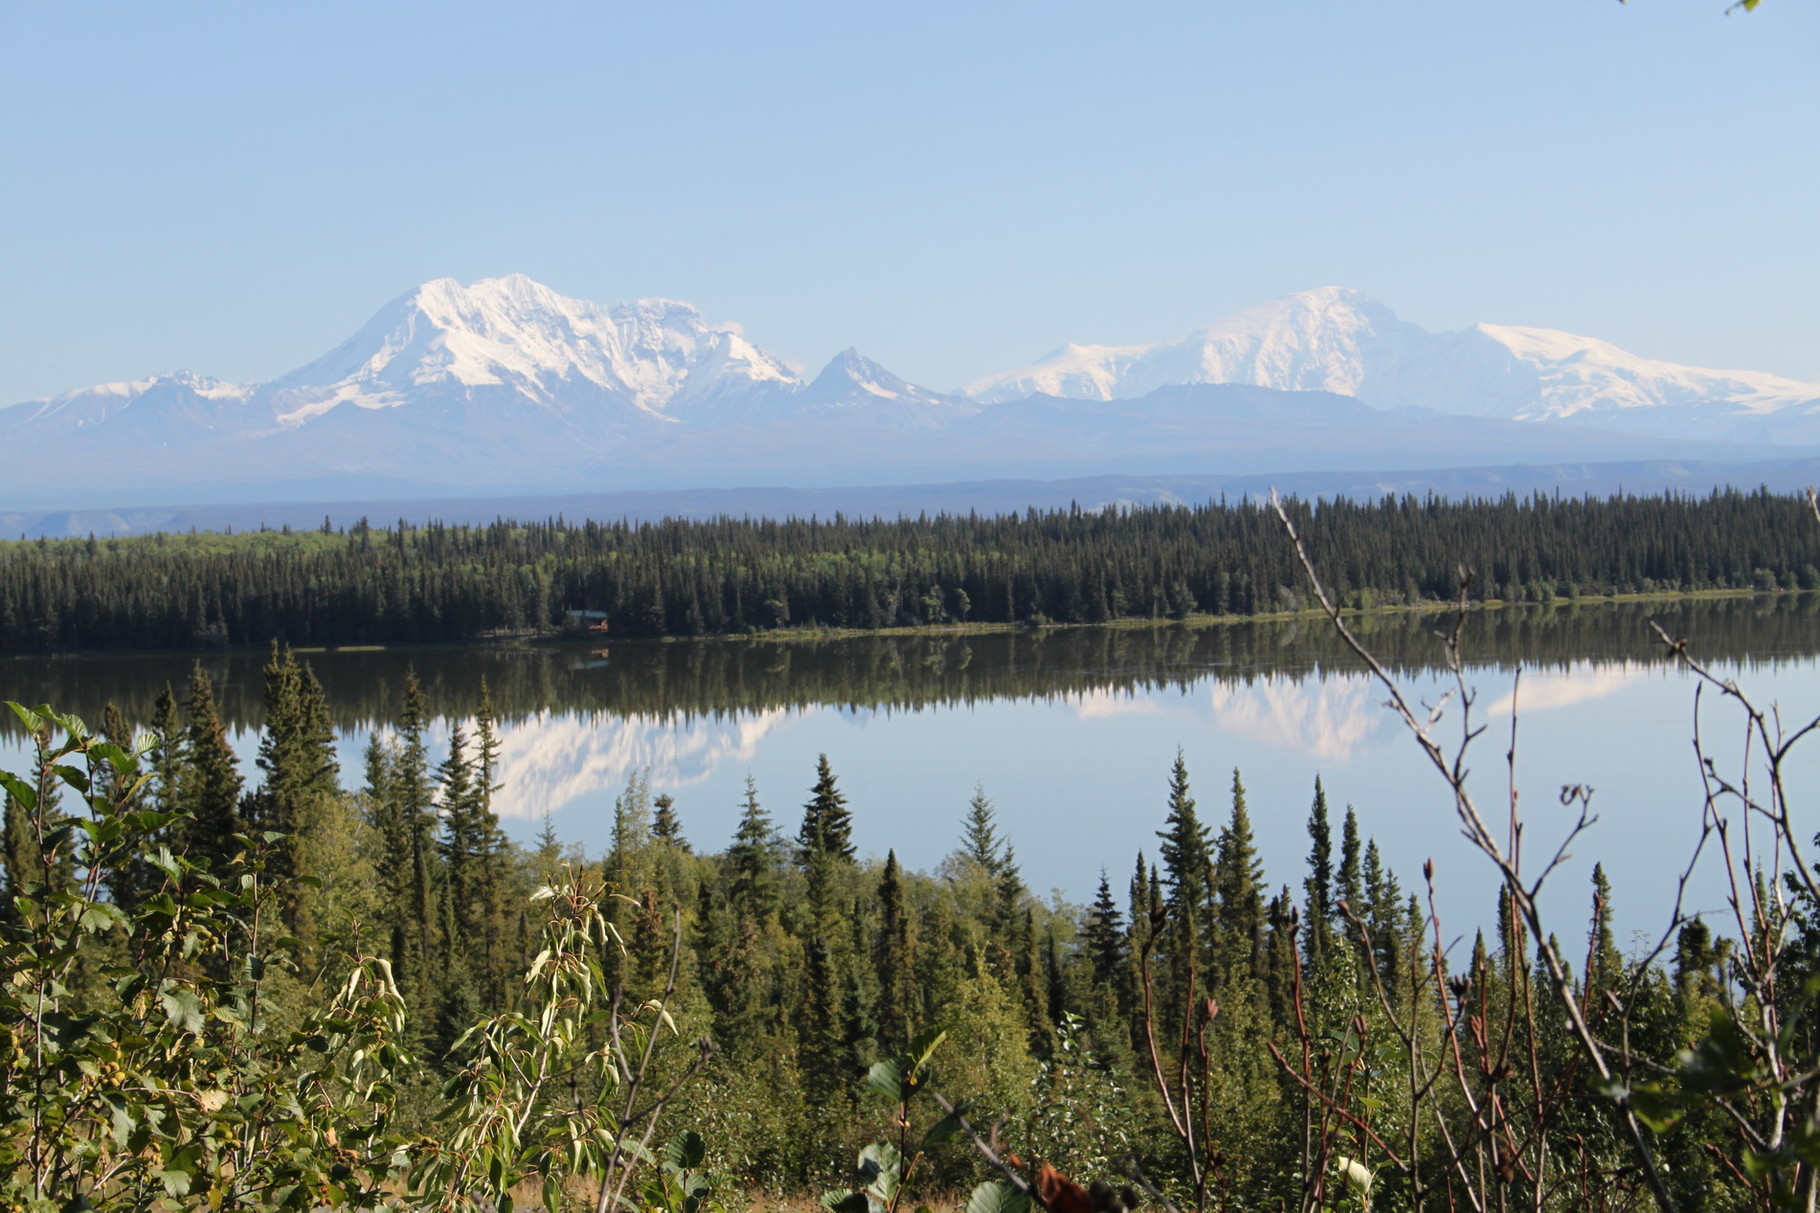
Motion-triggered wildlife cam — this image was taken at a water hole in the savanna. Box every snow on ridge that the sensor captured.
[15,276,1820,453]
[260,275,802,421]
[0,369,257,432]
[1478,323,1820,420]
[961,287,1820,432]
[960,287,1401,403]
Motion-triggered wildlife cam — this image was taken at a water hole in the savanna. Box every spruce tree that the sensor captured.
[1338,806,1363,923]
[961,783,1004,874]
[1156,751,1211,917]
[725,776,779,923]
[533,811,562,875]
[799,851,849,1102]
[363,731,410,962]
[1086,870,1128,988]
[432,720,487,1059]
[1128,852,1152,955]
[1588,862,1624,1005]
[994,842,1027,940]
[652,794,689,851]
[1086,869,1132,1026]
[607,770,653,865]
[874,850,914,1052]
[1154,752,1209,1028]
[1363,839,1403,988]
[1303,777,1334,966]
[1263,885,1300,1024]
[797,754,854,863]
[437,723,486,952]
[1016,904,1049,1050]
[473,676,502,814]
[250,647,341,945]
[178,662,243,873]
[1673,917,1721,1009]
[392,671,440,1010]
[1212,768,1265,981]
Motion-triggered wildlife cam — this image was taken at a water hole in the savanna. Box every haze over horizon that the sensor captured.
[3,0,1816,411]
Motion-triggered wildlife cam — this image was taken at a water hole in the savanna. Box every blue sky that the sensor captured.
[2,0,1815,404]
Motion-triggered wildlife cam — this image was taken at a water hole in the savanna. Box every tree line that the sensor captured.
[18,591,1820,742]
[4,488,1819,652]
[2,647,1779,1209]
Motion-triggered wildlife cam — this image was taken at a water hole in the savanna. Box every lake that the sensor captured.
[6,594,1820,950]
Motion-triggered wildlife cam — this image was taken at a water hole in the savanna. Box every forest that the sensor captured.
[4,635,1814,1211]
[4,488,1820,653]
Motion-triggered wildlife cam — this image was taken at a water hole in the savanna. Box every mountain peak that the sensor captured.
[805,348,914,400]
[789,348,977,429]
[963,287,1416,404]
[256,274,799,420]
[961,288,1820,436]
[10,278,1820,512]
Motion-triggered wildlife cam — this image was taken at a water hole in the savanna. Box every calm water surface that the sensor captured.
[7,595,1820,945]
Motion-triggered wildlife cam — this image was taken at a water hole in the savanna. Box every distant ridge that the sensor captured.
[963,286,1820,439]
[11,457,1820,541]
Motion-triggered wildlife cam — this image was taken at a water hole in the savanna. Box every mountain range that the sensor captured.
[7,275,1817,510]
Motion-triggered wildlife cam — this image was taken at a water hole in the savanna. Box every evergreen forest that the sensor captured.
[7,490,1820,1210]
[5,488,1820,653]
[3,638,1816,1212]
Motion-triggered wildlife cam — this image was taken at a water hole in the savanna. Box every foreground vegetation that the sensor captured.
[5,488,1820,652]
[7,624,1820,1211]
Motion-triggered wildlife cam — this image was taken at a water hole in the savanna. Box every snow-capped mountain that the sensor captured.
[963,287,1820,442]
[962,288,1416,403]
[262,273,800,428]
[789,349,978,429]
[0,276,1003,504]
[6,370,258,442]
[5,275,1818,510]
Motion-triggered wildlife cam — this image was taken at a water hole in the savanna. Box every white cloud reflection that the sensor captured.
[1207,673,1388,764]
[420,709,795,820]
[1484,661,1652,718]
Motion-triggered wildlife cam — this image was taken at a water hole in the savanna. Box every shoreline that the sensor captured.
[0,585,1788,661]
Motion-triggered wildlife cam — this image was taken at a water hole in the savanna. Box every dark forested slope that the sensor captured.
[2,489,1816,652]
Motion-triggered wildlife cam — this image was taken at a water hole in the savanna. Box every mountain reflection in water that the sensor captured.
[4,594,1818,939]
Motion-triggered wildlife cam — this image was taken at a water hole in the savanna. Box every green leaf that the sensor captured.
[7,701,41,733]
[0,771,35,813]
[158,986,206,1034]
[857,1141,902,1199]
[820,1191,869,1213]
[905,1026,947,1075]
[79,902,127,935]
[966,1181,1033,1213]
[664,1129,707,1172]
[107,1098,135,1148]
[866,1057,907,1105]
[157,1165,194,1198]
